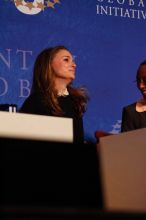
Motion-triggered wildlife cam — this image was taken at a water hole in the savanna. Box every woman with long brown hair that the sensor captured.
[20,45,88,143]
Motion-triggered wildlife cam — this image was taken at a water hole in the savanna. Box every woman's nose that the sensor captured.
[72,60,76,67]
[139,81,146,89]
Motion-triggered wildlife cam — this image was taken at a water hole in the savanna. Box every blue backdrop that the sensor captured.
[0,0,146,141]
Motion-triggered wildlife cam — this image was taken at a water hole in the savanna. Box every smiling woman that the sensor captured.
[19,45,89,144]
[121,60,146,132]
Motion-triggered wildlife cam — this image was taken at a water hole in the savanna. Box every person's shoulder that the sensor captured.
[22,93,36,104]
[19,93,40,113]
[124,102,136,108]
[123,102,136,112]
[25,92,42,102]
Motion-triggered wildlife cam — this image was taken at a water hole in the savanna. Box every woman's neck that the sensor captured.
[54,78,70,93]
[54,79,70,96]
[136,97,146,112]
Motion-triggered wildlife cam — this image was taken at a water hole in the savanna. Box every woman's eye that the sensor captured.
[64,58,69,62]
[137,78,146,85]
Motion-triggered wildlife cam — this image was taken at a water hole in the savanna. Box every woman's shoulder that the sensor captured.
[21,93,38,105]
[123,102,137,114]
[124,102,136,110]
[19,93,41,113]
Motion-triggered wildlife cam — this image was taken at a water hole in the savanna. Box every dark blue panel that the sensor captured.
[0,0,146,141]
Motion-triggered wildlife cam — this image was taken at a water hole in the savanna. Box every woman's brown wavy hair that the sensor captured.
[31,45,88,116]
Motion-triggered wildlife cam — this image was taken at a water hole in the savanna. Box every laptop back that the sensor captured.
[99,128,146,213]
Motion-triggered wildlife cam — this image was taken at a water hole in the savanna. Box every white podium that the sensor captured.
[0,111,73,143]
[99,128,146,213]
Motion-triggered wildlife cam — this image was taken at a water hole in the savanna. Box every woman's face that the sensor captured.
[51,49,76,83]
[137,65,146,99]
